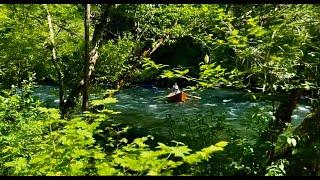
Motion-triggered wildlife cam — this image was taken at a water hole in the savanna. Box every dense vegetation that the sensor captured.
[0,4,319,176]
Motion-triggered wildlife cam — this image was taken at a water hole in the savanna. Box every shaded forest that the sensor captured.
[0,4,319,176]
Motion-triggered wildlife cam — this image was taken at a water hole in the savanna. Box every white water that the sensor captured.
[31,85,311,144]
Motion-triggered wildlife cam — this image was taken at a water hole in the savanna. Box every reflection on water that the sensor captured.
[32,85,311,145]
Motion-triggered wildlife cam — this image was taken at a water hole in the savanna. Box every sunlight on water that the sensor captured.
[204,103,217,107]
[148,104,157,108]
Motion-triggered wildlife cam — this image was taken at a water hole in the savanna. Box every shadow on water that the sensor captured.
[32,85,311,148]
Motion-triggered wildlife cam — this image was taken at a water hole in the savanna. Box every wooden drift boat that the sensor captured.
[166,91,188,102]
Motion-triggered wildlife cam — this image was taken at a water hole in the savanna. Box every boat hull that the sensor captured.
[166,92,188,102]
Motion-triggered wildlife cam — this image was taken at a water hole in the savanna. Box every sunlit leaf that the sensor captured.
[214,141,229,148]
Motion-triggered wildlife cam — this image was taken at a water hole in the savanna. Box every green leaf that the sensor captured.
[141,151,164,158]
[204,54,210,64]
[214,141,229,148]
[270,55,283,62]
[232,39,239,45]
[231,29,239,36]
[157,142,170,152]
[217,39,225,45]
[184,154,202,164]
[96,162,119,176]
[73,149,90,157]
[147,170,159,176]
[170,146,191,157]
[173,69,189,75]
[70,161,84,171]
[291,138,297,147]
[2,146,12,153]
[292,149,297,155]
[160,70,176,79]
[142,58,168,70]
[133,137,149,148]
[93,152,105,159]
[202,145,224,154]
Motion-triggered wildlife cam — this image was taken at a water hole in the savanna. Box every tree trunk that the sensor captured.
[62,5,110,115]
[273,88,303,131]
[272,104,320,175]
[82,4,90,111]
[43,4,65,112]
[267,88,303,164]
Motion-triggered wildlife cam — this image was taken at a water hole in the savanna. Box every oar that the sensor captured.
[182,90,202,99]
[153,96,166,100]
[187,94,201,99]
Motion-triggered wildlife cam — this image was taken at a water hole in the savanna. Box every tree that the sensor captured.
[62,4,139,114]
[43,4,65,112]
[82,4,90,111]
[62,5,113,115]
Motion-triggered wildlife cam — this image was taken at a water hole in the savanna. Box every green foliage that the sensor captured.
[142,58,169,70]
[101,123,130,150]
[1,4,320,176]
[96,33,138,86]
[274,126,300,156]
[160,70,177,79]
[0,89,228,176]
[160,68,191,80]
[137,58,169,82]
[159,66,200,85]
[198,63,228,88]
[265,159,289,176]
[109,137,228,175]
[90,97,121,115]
[1,4,320,93]
[0,4,83,88]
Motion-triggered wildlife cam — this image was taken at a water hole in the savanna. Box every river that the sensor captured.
[32,85,311,147]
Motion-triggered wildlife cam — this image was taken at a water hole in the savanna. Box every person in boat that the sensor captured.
[171,82,180,95]
[167,82,201,101]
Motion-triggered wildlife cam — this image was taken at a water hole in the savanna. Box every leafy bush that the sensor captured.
[0,89,228,176]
